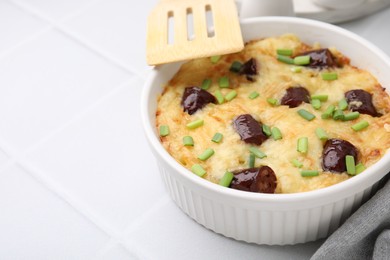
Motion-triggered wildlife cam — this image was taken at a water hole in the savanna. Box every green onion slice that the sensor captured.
[219,76,230,88]
[290,66,302,73]
[345,155,356,175]
[292,159,303,168]
[338,98,348,111]
[211,133,223,143]
[322,72,338,81]
[225,90,237,101]
[297,137,308,154]
[301,170,319,177]
[351,120,369,131]
[183,136,194,146]
[271,127,282,140]
[321,105,335,119]
[297,109,316,121]
[249,153,256,168]
[333,109,344,120]
[262,124,272,137]
[159,125,169,137]
[277,54,294,64]
[267,98,279,106]
[219,171,234,187]
[355,163,366,174]
[191,164,206,177]
[315,128,328,141]
[229,61,242,73]
[311,99,321,110]
[311,94,328,102]
[343,112,360,121]
[294,55,311,65]
[201,79,212,90]
[186,119,204,129]
[277,49,293,56]
[197,148,215,161]
[249,147,267,159]
[210,55,221,64]
[214,90,224,104]
[248,91,260,99]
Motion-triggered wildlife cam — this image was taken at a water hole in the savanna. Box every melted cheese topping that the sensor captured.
[156,34,390,193]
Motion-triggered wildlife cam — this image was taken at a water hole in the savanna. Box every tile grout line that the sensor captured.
[9,0,145,79]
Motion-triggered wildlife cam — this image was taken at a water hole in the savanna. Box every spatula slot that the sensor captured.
[205,5,215,38]
[167,11,174,45]
[186,8,194,41]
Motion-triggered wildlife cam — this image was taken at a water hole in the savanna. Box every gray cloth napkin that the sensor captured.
[311,178,390,260]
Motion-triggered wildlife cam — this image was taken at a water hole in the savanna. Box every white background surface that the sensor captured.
[0,0,389,259]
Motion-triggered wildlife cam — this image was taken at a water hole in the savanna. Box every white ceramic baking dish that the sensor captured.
[141,17,390,245]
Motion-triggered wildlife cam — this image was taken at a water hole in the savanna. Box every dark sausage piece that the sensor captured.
[322,138,358,173]
[345,89,379,117]
[280,86,310,108]
[297,48,336,68]
[181,87,216,115]
[239,58,258,76]
[230,166,277,193]
[233,114,268,145]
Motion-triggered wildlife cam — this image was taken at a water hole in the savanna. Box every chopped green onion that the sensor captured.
[211,133,223,143]
[311,99,321,110]
[267,98,279,106]
[225,90,237,101]
[210,55,221,64]
[201,79,212,90]
[321,105,336,119]
[277,54,294,64]
[338,98,348,110]
[249,153,256,168]
[159,125,170,137]
[311,94,328,102]
[271,127,282,140]
[355,163,366,174]
[197,148,215,161]
[333,109,345,120]
[345,155,356,175]
[219,171,234,187]
[229,61,242,73]
[248,91,260,99]
[351,120,369,131]
[186,119,204,129]
[290,66,302,73]
[322,72,338,81]
[249,147,267,159]
[262,124,272,137]
[297,137,308,154]
[292,159,303,168]
[301,170,319,177]
[277,49,293,56]
[183,136,194,146]
[215,90,224,104]
[191,164,206,177]
[219,76,230,88]
[294,55,311,65]
[297,109,316,121]
[315,128,328,141]
[343,112,360,121]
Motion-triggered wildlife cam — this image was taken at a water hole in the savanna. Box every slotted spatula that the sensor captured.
[146,0,244,65]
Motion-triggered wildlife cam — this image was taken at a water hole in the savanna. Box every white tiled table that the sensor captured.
[0,1,389,259]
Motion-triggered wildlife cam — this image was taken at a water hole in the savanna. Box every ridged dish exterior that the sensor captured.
[157,160,381,245]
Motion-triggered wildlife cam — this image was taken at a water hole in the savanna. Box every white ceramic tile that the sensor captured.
[14,0,97,21]
[126,200,324,260]
[0,29,131,153]
[96,244,137,260]
[0,164,109,259]
[64,0,158,77]
[0,1,47,54]
[25,80,166,232]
